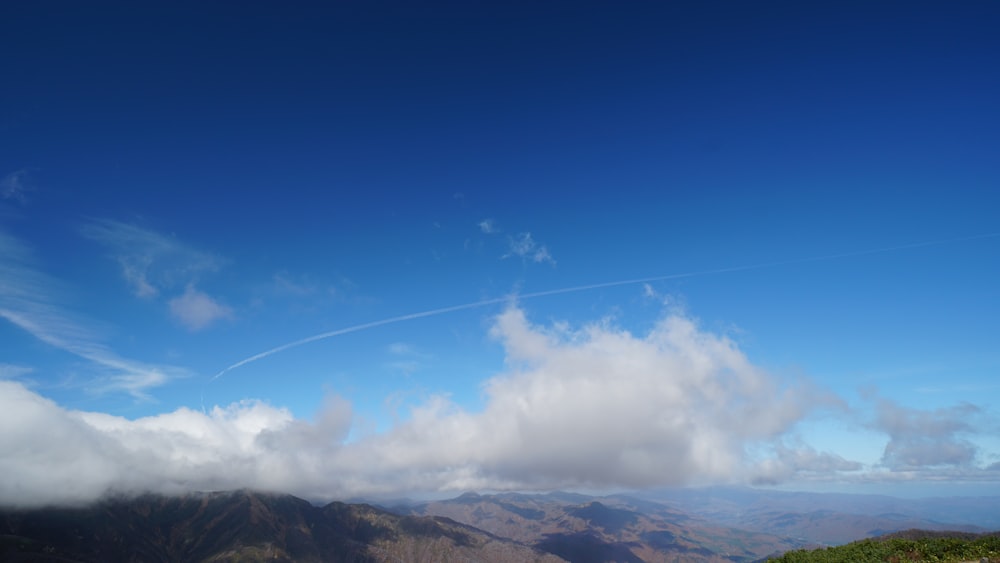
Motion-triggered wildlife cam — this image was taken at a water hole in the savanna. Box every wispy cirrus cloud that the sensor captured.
[1,169,33,204]
[477,219,554,265]
[81,219,233,331]
[272,271,349,299]
[168,285,233,331]
[273,271,323,297]
[478,218,499,234]
[503,232,555,265]
[385,342,430,375]
[0,229,188,399]
[0,363,34,380]
[80,218,221,299]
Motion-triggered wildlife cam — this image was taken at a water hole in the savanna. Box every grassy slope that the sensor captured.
[768,530,1000,563]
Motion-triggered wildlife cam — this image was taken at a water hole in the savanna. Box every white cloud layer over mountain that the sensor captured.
[0,306,993,507]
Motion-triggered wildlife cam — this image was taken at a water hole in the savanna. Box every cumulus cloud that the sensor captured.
[751,443,862,485]
[0,381,298,507]
[168,286,233,331]
[81,219,221,299]
[0,305,858,507]
[473,307,834,487]
[872,399,981,470]
[503,232,555,265]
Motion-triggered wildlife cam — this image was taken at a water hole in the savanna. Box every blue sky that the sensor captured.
[2,1,999,505]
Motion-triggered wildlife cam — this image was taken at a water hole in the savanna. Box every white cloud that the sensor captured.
[0,381,299,507]
[0,305,873,507]
[81,219,221,299]
[751,443,863,485]
[871,398,981,470]
[503,232,555,265]
[168,286,233,331]
[472,307,830,487]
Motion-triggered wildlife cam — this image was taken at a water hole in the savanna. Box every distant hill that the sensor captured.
[404,488,996,559]
[638,486,991,546]
[407,491,804,562]
[0,490,563,562]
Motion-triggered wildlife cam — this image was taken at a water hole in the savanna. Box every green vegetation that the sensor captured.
[769,533,1000,563]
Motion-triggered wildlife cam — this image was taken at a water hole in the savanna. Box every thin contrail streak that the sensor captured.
[211,232,999,381]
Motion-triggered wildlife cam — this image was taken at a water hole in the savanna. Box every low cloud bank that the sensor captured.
[0,306,991,507]
[872,399,982,470]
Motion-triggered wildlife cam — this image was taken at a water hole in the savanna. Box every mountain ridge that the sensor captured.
[406,491,805,562]
[0,489,562,562]
[2,487,995,562]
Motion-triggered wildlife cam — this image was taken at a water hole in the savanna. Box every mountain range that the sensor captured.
[1,487,995,562]
[0,490,560,562]
[404,491,801,562]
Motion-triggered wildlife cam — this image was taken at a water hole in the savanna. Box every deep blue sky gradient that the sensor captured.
[2,1,999,498]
